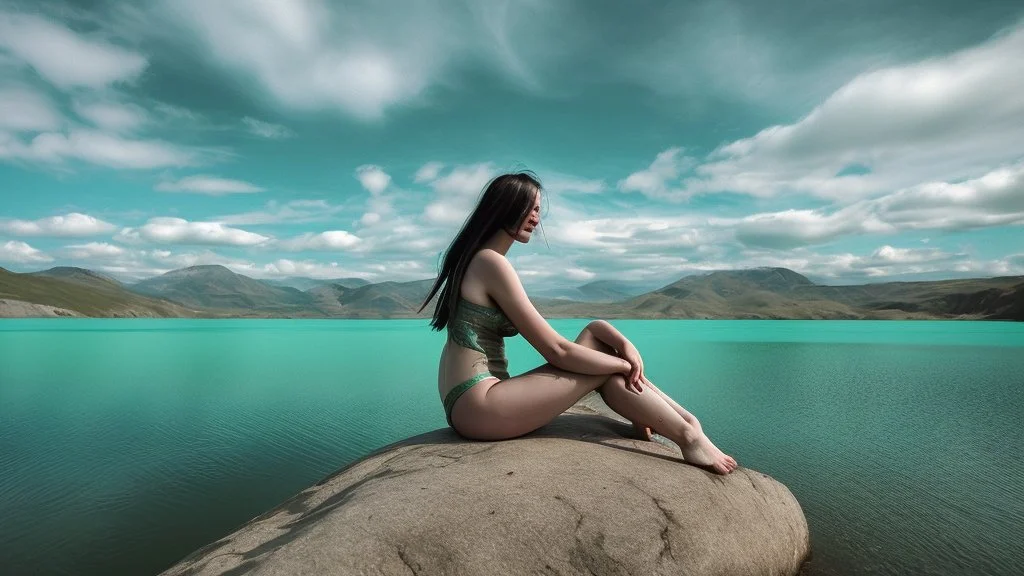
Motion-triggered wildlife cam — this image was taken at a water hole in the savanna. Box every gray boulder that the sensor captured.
[162,393,809,575]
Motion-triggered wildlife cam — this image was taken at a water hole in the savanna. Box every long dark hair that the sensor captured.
[418,171,545,331]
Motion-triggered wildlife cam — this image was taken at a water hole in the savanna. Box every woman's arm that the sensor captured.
[585,319,630,353]
[553,340,632,375]
[477,251,631,376]
[587,319,644,390]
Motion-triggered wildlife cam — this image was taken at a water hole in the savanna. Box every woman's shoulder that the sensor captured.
[472,248,505,263]
[465,249,506,273]
[465,250,516,298]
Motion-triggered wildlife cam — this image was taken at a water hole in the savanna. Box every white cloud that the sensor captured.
[354,165,397,225]
[542,172,606,195]
[548,213,712,252]
[421,162,497,224]
[732,208,869,249]
[128,217,271,246]
[158,1,573,119]
[873,164,1024,230]
[674,22,1024,201]
[112,227,142,245]
[250,258,372,280]
[431,163,496,196]
[0,240,53,263]
[616,1,882,116]
[160,0,438,120]
[73,99,148,132]
[77,248,255,281]
[734,245,991,282]
[348,215,445,256]
[62,242,126,259]
[618,148,696,201]
[156,175,264,195]
[105,252,376,282]
[0,212,117,237]
[870,245,955,265]
[565,267,596,281]
[414,161,444,183]
[0,12,147,89]
[142,248,252,274]
[0,85,62,132]
[215,199,349,226]
[355,165,391,195]
[2,129,196,169]
[152,102,205,123]
[732,163,1024,248]
[242,116,293,139]
[362,258,428,281]
[276,230,362,251]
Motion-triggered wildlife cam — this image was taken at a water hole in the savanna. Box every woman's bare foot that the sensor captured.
[679,434,736,474]
[704,436,738,470]
[638,378,737,471]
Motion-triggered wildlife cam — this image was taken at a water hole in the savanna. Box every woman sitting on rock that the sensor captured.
[418,171,737,474]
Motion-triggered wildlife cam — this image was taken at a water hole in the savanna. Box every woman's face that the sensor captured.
[514,191,542,243]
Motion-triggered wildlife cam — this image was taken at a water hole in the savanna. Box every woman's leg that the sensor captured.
[639,376,734,465]
[575,325,737,474]
[454,322,736,473]
[451,362,615,440]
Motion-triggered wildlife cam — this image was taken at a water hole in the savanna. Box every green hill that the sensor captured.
[262,276,370,291]
[3,264,1021,320]
[129,265,319,314]
[1,267,196,318]
[308,278,437,318]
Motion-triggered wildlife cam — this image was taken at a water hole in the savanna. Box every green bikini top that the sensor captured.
[448,296,519,354]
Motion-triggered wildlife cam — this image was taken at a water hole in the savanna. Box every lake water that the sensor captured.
[1,319,1023,575]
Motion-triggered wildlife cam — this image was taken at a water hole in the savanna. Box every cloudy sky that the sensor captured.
[1,0,1022,290]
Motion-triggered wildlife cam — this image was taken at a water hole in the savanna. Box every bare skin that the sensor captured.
[576,329,737,474]
[446,191,737,474]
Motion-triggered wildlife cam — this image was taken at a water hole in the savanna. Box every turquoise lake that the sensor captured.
[1,319,1023,575]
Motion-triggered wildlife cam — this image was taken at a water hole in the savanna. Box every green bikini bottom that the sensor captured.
[443,372,498,428]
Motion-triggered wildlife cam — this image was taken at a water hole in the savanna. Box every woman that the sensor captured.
[418,171,737,474]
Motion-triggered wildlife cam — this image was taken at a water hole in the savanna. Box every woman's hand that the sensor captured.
[619,343,645,393]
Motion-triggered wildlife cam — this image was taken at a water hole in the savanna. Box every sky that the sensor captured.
[1,0,1023,290]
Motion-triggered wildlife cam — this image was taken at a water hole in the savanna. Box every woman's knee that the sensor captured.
[599,373,628,395]
[576,322,616,354]
[574,322,595,343]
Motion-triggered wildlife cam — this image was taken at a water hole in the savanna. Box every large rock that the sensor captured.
[162,393,809,575]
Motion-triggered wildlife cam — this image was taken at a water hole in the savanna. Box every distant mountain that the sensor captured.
[261,276,370,291]
[578,279,665,302]
[308,278,437,317]
[30,266,122,288]
[535,267,1023,320]
[129,265,319,313]
[0,267,196,318]
[531,279,655,303]
[618,268,1022,320]
[592,267,854,319]
[2,264,1021,320]
[790,276,1024,319]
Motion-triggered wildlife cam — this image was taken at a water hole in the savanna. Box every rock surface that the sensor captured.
[0,298,82,318]
[162,393,810,575]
